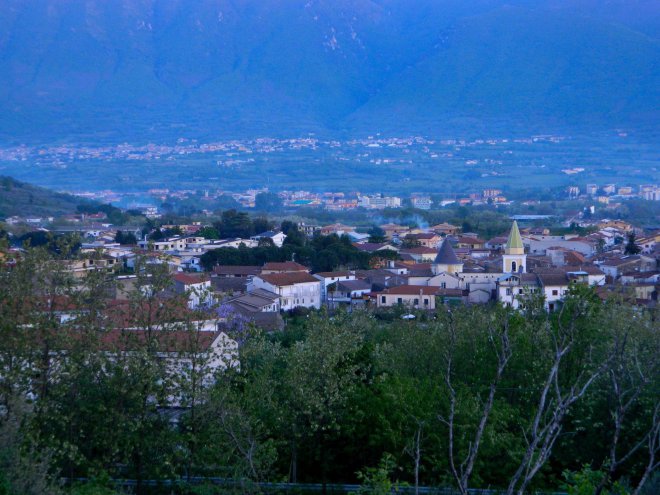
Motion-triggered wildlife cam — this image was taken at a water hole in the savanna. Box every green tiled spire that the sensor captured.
[506,221,524,253]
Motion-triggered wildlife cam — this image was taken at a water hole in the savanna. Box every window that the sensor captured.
[424,298,429,306]
[518,288,523,294]
[381,296,386,304]
[441,282,446,289]
[506,288,512,295]
[397,298,403,304]
[552,290,558,296]
[512,261,517,272]
[414,298,419,305]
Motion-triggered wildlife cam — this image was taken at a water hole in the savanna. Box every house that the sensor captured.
[211,238,259,249]
[547,247,586,267]
[404,233,442,249]
[497,273,542,310]
[399,246,438,263]
[65,255,118,278]
[347,232,371,243]
[225,288,281,313]
[173,273,213,309]
[430,223,460,236]
[261,261,310,274]
[599,256,643,279]
[537,273,571,312]
[251,230,287,247]
[314,271,357,302]
[380,223,410,239]
[486,236,509,251]
[562,265,606,286]
[376,285,440,310]
[354,269,409,292]
[636,234,658,254]
[213,265,261,278]
[211,277,249,298]
[249,272,322,310]
[620,271,660,285]
[320,223,356,236]
[327,279,372,307]
[139,237,187,251]
[524,236,594,256]
[598,220,633,232]
[454,236,486,250]
[94,327,238,399]
[352,242,399,253]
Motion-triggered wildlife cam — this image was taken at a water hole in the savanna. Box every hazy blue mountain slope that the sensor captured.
[0,0,657,138]
[349,6,660,127]
[0,176,94,218]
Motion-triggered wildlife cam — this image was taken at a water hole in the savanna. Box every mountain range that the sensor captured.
[0,0,658,139]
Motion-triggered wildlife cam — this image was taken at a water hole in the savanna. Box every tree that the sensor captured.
[253,217,273,235]
[439,306,515,495]
[368,226,386,243]
[506,289,611,495]
[625,233,641,255]
[197,226,220,239]
[217,210,253,238]
[114,230,137,245]
[282,223,306,248]
[401,237,421,249]
[277,314,367,483]
[254,192,283,212]
[588,304,659,495]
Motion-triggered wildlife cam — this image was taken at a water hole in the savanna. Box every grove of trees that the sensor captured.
[0,248,658,495]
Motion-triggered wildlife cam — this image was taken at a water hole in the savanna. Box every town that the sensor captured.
[2,131,657,198]
[3,202,658,331]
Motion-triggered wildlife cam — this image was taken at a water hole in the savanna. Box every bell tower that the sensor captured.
[502,221,526,273]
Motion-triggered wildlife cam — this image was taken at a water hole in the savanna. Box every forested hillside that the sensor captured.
[0,176,92,218]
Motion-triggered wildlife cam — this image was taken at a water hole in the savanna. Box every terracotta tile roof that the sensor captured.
[213,265,260,276]
[537,273,570,287]
[379,285,441,296]
[400,246,437,254]
[173,273,210,285]
[332,279,371,292]
[261,261,309,272]
[406,233,438,240]
[352,242,396,252]
[315,271,353,278]
[258,272,319,287]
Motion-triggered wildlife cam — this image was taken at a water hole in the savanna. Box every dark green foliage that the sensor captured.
[215,210,254,239]
[254,193,283,213]
[196,226,220,240]
[0,176,95,219]
[200,231,374,272]
[114,230,137,245]
[367,226,386,243]
[253,217,273,235]
[149,226,182,241]
[1,250,658,494]
[624,232,641,255]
